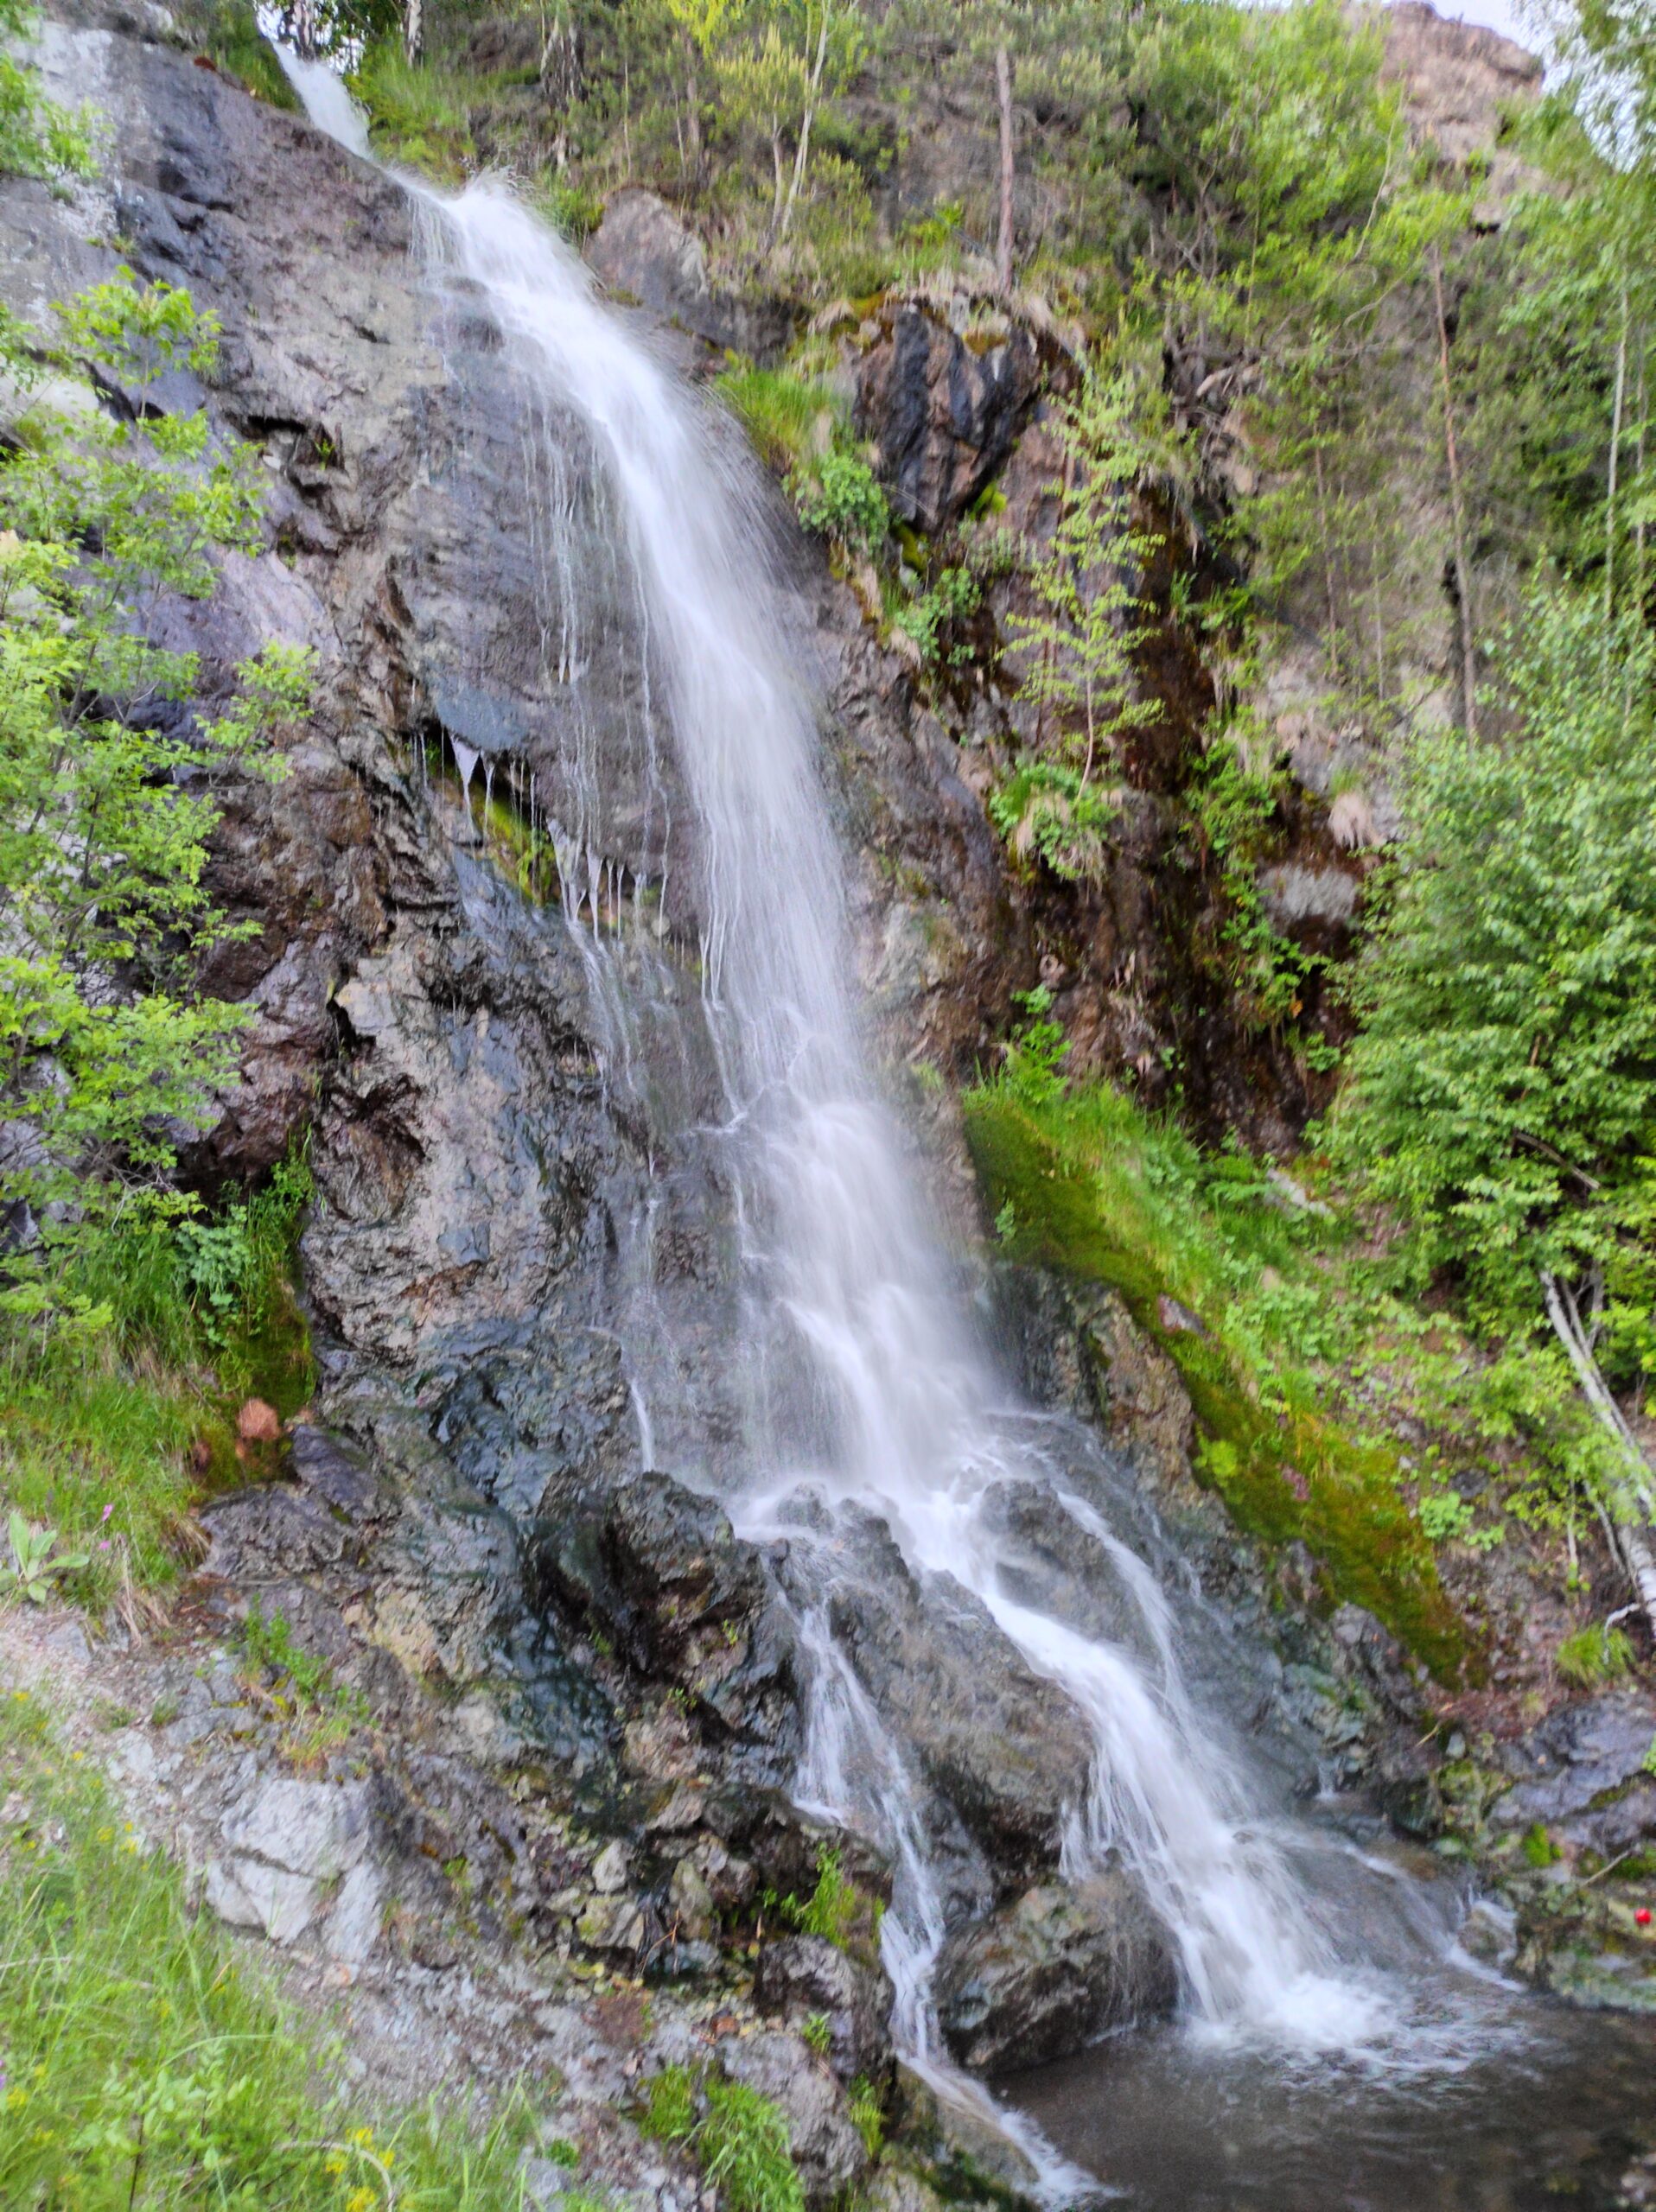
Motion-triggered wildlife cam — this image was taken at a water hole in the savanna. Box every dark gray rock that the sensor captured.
[933,1876,1177,2074]
[589,188,792,359]
[534,1471,799,1763]
[817,1510,1093,1878]
[1492,1693,1656,1853]
[856,304,1040,531]
[753,1932,894,2084]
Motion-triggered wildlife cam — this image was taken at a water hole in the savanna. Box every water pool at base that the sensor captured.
[1010,1973,1656,2209]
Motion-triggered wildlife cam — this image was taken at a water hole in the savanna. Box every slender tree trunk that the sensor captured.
[1429,245,1477,738]
[996,42,1016,297]
[685,60,701,184]
[404,0,423,67]
[780,4,830,241]
[1636,334,1649,616]
[1542,1269,1656,1637]
[767,124,786,245]
[1606,278,1630,648]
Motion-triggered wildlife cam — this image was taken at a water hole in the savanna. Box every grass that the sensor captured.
[963,1071,1472,1681]
[637,2068,802,2212]
[1555,1621,1635,1689]
[0,1154,315,1609]
[0,1690,535,2209]
[347,40,483,175]
[713,365,843,476]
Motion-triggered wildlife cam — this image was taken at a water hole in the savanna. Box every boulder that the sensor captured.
[589,188,792,358]
[821,1512,1093,1877]
[933,1876,1178,2074]
[855,305,1040,531]
[207,1855,322,1945]
[1490,1693,1656,1855]
[535,1470,799,1761]
[753,1932,894,2084]
[222,1776,373,1881]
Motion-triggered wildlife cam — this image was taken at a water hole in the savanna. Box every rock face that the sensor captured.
[933,1878,1178,2074]
[754,1932,895,2085]
[532,1469,800,1769]
[856,304,1041,531]
[589,187,792,359]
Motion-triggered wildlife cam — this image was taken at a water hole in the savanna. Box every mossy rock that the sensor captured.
[965,1095,1472,1684]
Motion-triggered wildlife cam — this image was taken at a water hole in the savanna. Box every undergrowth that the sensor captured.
[0,1690,535,2209]
[0,1152,315,1606]
[963,1045,1473,1680]
[638,2067,803,2212]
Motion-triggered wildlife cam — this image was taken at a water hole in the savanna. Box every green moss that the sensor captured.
[964,1090,1471,1681]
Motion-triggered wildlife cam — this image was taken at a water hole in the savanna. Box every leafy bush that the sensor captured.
[0,270,311,1326]
[793,449,889,552]
[988,759,1120,885]
[893,563,979,665]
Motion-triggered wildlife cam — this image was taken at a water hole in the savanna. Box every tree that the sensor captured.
[994,369,1161,882]
[0,271,310,1321]
[1336,589,1656,1619]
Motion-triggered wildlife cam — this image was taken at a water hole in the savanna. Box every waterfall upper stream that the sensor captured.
[275,51,1656,2206]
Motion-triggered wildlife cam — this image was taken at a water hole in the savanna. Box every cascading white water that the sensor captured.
[282,48,1411,2139]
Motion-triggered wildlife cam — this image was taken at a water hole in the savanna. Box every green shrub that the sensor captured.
[892,564,978,665]
[793,449,889,552]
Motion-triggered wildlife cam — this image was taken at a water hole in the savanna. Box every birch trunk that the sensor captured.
[996,43,1016,297]
[1542,1268,1656,1636]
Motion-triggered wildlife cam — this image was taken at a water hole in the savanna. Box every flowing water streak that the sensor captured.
[278,52,1400,2119]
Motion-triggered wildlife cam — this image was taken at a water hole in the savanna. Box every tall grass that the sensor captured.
[0,1692,534,2209]
[714,366,843,475]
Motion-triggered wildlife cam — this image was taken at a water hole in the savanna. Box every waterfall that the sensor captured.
[280,50,1404,2146]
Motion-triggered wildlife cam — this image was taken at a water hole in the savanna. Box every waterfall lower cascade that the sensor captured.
[283,51,1429,2173]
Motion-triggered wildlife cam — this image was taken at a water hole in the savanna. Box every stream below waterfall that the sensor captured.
[277,51,1656,2207]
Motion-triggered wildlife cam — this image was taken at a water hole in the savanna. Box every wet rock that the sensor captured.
[856,304,1040,531]
[752,1932,894,2084]
[1491,1693,1656,1853]
[536,1470,799,1764]
[933,1876,1177,2073]
[199,1485,349,1579]
[717,2029,870,2205]
[290,1426,381,1520]
[819,1511,1092,1878]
